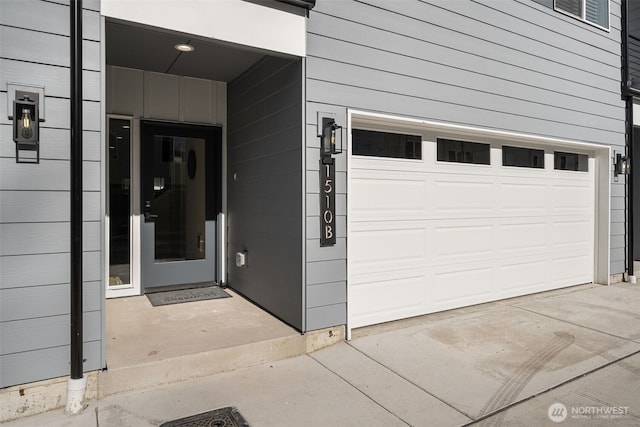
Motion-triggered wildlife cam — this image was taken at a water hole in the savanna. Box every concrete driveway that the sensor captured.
[5,282,640,426]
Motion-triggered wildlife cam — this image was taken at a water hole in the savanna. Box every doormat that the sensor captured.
[146,285,231,307]
[160,407,250,427]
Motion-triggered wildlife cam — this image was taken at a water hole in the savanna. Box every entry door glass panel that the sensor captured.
[141,121,221,290]
[108,118,131,286]
[151,136,206,262]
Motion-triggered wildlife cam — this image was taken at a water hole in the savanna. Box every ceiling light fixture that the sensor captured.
[175,43,194,52]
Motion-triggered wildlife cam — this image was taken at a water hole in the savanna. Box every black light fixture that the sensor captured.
[321,117,342,157]
[614,152,630,178]
[13,91,40,163]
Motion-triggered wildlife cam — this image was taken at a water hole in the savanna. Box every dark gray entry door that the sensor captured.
[140,121,222,289]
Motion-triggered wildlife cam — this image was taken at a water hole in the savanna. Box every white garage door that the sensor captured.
[348,129,595,330]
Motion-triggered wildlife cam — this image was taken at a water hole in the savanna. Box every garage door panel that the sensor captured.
[551,253,593,284]
[431,266,495,309]
[499,222,547,251]
[552,184,594,211]
[497,260,547,294]
[351,176,426,214]
[434,179,494,212]
[349,133,596,330]
[349,274,426,328]
[435,224,493,258]
[350,227,426,274]
[499,182,548,211]
[551,219,594,247]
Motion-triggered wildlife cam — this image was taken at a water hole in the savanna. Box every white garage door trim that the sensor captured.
[346,110,611,338]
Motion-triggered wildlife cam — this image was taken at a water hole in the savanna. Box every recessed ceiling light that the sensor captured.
[175,43,194,52]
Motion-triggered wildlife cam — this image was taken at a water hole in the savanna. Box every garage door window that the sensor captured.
[502,146,544,168]
[554,151,589,171]
[352,129,422,159]
[437,138,490,165]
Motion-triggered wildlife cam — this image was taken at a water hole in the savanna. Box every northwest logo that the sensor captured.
[548,403,568,423]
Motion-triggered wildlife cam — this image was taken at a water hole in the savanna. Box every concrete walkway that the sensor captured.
[5,282,640,426]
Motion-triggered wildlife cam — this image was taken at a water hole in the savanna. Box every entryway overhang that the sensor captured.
[101,0,308,59]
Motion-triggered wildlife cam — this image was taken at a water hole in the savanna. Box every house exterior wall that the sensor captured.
[303,0,625,331]
[227,57,304,330]
[0,0,104,387]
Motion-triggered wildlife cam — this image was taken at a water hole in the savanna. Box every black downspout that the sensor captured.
[622,0,634,278]
[627,99,634,278]
[70,0,84,380]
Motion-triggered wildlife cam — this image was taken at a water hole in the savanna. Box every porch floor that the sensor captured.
[106,287,299,371]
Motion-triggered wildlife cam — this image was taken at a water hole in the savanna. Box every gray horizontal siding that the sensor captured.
[306,303,346,331]
[0,94,101,131]
[306,80,622,144]
[304,0,625,331]
[0,222,101,256]
[1,281,101,322]
[0,26,100,71]
[1,311,100,355]
[0,190,100,223]
[0,60,101,101]
[0,251,101,289]
[0,0,104,387]
[0,126,101,161]
[0,341,101,388]
[0,158,101,191]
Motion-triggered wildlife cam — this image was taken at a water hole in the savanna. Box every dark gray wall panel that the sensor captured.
[227,56,304,330]
[0,0,104,387]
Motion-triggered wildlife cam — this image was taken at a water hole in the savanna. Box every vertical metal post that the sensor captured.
[70,0,84,380]
[622,0,635,277]
[628,98,635,276]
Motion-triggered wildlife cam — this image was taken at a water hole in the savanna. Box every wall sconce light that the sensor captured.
[321,117,342,158]
[614,152,630,179]
[12,91,40,163]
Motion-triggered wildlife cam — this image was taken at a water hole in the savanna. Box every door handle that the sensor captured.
[144,212,159,221]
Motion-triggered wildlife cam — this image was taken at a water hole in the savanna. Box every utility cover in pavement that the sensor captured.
[146,286,231,307]
[160,406,249,427]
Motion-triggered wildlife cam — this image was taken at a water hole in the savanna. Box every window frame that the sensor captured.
[553,151,590,172]
[553,0,610,31]
[436,138,491,166]
[502,145,545,169]
[351,128,423,161]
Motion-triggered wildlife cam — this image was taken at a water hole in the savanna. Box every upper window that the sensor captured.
[555,0,609,29]
[437,138,490,165]
[554,151,589,171]
[352,129,422,160]
[502,146,544,169]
